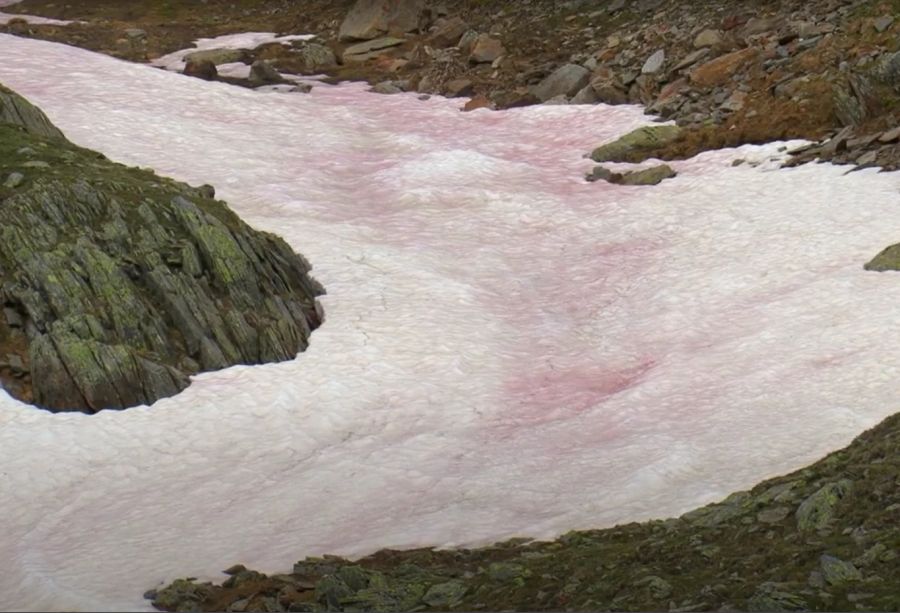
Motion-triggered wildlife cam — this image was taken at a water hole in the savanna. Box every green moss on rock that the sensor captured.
[0,85,324,413]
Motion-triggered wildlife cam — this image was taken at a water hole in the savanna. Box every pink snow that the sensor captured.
[0,33,900,612]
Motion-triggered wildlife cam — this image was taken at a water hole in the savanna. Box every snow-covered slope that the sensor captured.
[1,33,900,612]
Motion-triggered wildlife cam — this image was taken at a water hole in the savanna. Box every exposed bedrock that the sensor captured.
[0,85,324,413]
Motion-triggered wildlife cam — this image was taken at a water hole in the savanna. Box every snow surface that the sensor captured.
[151,31,316,72]
[2,33,900,612]
[0,0,70,25]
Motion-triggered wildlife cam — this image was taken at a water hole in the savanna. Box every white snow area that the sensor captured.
[3,33,900,612]
[0,0,70,25]
[151,31,316,72]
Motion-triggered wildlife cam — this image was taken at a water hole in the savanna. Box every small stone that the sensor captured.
[820,554,862,586]
[22,160,50,168]
[487,562,525,582]
[757,506,790,524]
[642,49,665,74]
[615,164,676,186]
[636,575,673,599]
[3,308,23,328]
[3,172,25,189]
[183,58,217,80]
[586,165,617,182]
[873,15,894,33]
[125,28,147,40]
[444,78,474,97]
[879,126,900,143]
[223,564,247,575]
[423,580,467,608]
[469,34,505,64]
[290,83,313,94]
[371,81,402,94]
[720,90,747,112]
[674,48,710,71]
[808,571,826,589]
[856,150,878,166]
[693,29,723,48]
[6,354,24,372]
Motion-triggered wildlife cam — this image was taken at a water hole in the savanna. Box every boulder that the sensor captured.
[0,86,324,413]
[819,555,862,586]
[443,78,474,97]
[795,480,852,532]
[183,58,217,81]
[371,81,403,94]
[294,43,338,73]
[570,85,599,105]
[338,0,426,41]
[428,16,468,48]
[589,125,681,163]
[531,63,591,102]
[249,60,284,85]
[469,34,505,64]
[864,242,900,271]
[690,47,758,88]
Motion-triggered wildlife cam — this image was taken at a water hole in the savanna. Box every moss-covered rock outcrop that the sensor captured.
[149,410,900,612]
[0,85,324,413]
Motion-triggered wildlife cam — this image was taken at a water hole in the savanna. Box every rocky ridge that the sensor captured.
[0,85,324,412]
[6,0,899,171]
[149,410,900,612]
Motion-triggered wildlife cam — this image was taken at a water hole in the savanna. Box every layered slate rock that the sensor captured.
[0,86,324,413]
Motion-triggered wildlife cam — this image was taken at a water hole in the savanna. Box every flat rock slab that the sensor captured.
[343,36,405,61]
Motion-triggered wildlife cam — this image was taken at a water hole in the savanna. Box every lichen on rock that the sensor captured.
[0,85,324,413]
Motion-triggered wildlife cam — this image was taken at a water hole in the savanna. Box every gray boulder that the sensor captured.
[249,60,284,85]
[531,64,591,102]
[295,43,338,74]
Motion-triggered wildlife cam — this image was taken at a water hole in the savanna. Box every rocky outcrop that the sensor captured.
[0,86,324,413]
[151,406,900,612]
[337,0,426,42]
[0,84,65,140]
